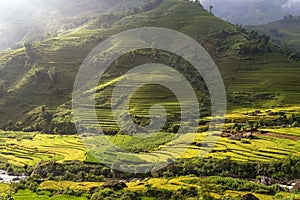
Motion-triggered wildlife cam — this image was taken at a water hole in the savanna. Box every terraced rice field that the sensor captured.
[84,129,300,166]
[1,128,300,167]
[13,190,88,200]
[0,132,86,166]
[75,50,200,131]
[179,132,300,162]
[259,128,300,137]
[39,181,105,191]
[36,176,300,200]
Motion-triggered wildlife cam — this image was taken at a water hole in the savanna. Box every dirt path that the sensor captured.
[253,132,300,141]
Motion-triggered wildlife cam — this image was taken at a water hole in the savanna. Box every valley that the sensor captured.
[0,0,300,199]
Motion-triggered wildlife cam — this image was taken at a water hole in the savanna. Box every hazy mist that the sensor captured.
[201,0,300,25]
[1,0,300,51]
[0,0,143,51]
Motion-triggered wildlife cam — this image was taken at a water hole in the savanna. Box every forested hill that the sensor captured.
[0,0,299,134]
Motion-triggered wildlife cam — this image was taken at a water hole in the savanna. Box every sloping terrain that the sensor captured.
[1,2,300,199]
[201,0,300,25]
[0,0,154,50]
[0,0,299,133]
[248,15,300,52]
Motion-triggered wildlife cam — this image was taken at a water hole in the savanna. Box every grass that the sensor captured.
[12,176,300,200]
[1,0,300,131]
[37,177,201,193]
[39,181,105,191]
[134,176,288,199]
[221,191,273,200]
[0,1,300,199]
[85,128,300,164]
[181,132,300,162]
[36,176,286,199]
[0,183,10,195]
[248,16,300,52]
[2,126,300,167]
[274,192,300,200]
[13,190,88,200]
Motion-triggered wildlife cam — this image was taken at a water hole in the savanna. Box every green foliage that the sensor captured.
[13,189,88,200]
[2,2,300,200]
[238,31,271,54]
[208,176,279,195]
[108,132,175,153]
[258,113,300,128]
[0,0,299,132]
[248,15,300,52]
[0,131,36,140]
[279,44,300,61]
[159,156,300,180]
[23,41,38,63]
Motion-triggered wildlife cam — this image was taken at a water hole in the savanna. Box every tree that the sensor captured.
[24,41,33,51]
[209,5,213,13]
[24,41,34,61]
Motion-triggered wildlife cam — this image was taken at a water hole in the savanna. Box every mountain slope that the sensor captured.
[0,0,299,133]
[248,15,300,52]
[201,0,300,25]
[0,0,153,51]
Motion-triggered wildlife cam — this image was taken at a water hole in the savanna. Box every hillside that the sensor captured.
[2,1,300,199]
[201,0,300,25]
[0,0,152,51]
[248,15,300,52]
[0,0,299,133]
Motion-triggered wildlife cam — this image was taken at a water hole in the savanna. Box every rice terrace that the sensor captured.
[0,0,300,199]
